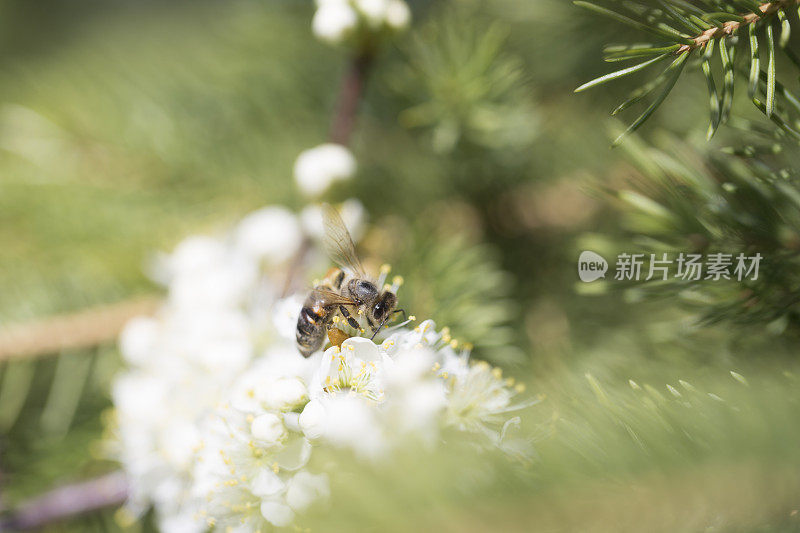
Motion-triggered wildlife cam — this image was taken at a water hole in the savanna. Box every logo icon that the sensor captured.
[578,251,608,282]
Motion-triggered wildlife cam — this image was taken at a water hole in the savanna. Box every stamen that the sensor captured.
[377,264,391,286]
[390,275,404,292]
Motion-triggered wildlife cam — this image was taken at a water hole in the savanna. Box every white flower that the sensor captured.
[167,250,257,310]
[234,206,303,264]
[293,143,356,197]
[260,501,294,528]
[299,333,450,458]
[286,472,330,512]
[314,338,386,396]
[271,294,305,342]
[229,356,313,415]
[298,399,327,440]
[163,236,228,280]
[385,0,411,30]
[118,316,159,366]
[251,413,288,444]
[444,360,532,438]
[192,385,323,532]
[354,0,389,26]
[312,3,359,44]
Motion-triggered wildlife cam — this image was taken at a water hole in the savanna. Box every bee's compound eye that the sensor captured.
[373,302,385,319]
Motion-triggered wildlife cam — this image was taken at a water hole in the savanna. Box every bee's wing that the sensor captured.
[321,203,367,277]
[310,288,357,307]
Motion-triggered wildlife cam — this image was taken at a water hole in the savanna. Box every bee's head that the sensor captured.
[371,291,397,323]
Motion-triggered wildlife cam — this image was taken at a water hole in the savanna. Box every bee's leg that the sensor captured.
[392,309,407,321]
[338,305,361,329]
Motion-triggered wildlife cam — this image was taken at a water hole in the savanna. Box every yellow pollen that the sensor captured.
[492,367,503,379]
[247,389,255,398]
[441,372,449,379]
[505,377,516,387]
[449,340,458,348]
[516,383,527,393]
[392,275,404,286]
[272,462,280,473]
[432,362,441,371]
[409,315,416,321]
[246,414,254,423]
[383,284,391,291]
[333,315,340,323]
[464,343,474,351]
[380,264,391,274]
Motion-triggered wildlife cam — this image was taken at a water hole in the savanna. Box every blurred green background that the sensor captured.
[1,0,799,531]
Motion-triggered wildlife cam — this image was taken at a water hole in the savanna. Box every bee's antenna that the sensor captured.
[370,309,407,341]
[370,316,389,340]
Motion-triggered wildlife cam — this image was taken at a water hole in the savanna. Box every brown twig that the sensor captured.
[1,471,128,531]
[677,0,798,53]
[282,47,376,294]
[0,296,161,362]
[328,50,375,145]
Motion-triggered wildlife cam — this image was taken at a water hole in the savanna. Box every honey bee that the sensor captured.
[295,204,403,357]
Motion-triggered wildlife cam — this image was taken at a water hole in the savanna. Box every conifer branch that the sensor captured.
[677,0,798,53]
[576,0,800,142]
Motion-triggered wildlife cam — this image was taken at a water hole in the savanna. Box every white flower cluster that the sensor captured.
[112,202,363,532]
[312,0,411,45]
[293,143,356,198]
[112,205,530,532]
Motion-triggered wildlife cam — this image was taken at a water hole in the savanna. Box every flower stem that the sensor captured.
[1,471,128,530]
[328,50,374,145]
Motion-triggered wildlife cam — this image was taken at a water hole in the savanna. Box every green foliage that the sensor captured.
[390,7,539,154]
[1,346,120,504]
[594,133,800,333]
[369,219,524,366]
[297,354,800,532]
[575,0,800,143]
